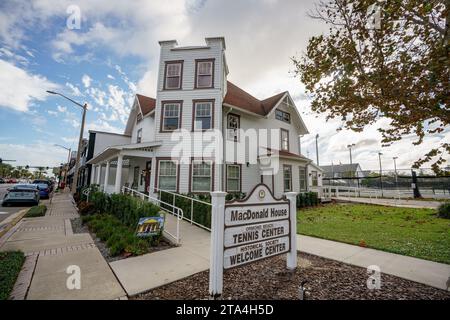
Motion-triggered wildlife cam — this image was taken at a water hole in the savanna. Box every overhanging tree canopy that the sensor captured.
[293,0,449,173]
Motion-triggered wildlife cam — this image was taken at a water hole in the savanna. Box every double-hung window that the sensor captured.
[136,128,142,143]
[283,165,292,192]
[299,167,307,191]
[226,165,241,192]
[164,61,182,90]
[281,129,289,151]
[161,102,181,132]
[158,160,177,191]
[195,60,214,88]
[191,160,212,192]
[227,114,240,142]
[193,101,213,131]
[311,171,318,187]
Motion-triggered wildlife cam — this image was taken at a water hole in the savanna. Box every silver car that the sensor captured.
[2,184,40,206]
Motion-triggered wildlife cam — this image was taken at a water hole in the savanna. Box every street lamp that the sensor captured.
[54,144,71,188]
[47,90,87,194]
[378,152,383,197]
[393,156,398,190]
[347,144,356,165]
[315,134,320,165]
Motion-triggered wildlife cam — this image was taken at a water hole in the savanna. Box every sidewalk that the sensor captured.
[334,197,442,209]
[110,215,450,296]
[0,192,125,300]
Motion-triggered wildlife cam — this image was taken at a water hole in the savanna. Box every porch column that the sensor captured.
[90,166,95,184]
[114,154,123,194]
[96,164,101,184]
[104,161,110,192]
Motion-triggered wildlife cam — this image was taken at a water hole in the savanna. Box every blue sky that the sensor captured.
[0,0,448,171]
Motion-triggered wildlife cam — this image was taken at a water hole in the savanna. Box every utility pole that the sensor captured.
[315,134,319,165]
[47,90,87,194]
[378,152,383,197]
[347,144,355,165]
[393,156,398,191]
[54,144,71,188]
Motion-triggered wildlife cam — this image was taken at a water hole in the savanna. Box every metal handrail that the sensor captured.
[122,186,183,244]
[153,187,212,231]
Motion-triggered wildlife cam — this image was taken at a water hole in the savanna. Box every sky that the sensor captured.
[0,0,448,173]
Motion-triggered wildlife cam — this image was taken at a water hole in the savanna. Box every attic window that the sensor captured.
[136,113,143,123]
[275,109,290,123]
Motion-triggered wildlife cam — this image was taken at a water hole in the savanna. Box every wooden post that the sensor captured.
[209,191,226,298]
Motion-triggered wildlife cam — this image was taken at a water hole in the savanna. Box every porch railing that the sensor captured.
[121,186,184,245]
[154,187,212,231]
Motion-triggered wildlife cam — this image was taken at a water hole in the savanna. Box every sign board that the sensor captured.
[208,184,298,298]
[136,216,164,237]
[223,184,291,269]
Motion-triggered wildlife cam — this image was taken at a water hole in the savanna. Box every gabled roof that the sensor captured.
[224,81,287,116]
[321,163,362,174]
[136,94,156,116]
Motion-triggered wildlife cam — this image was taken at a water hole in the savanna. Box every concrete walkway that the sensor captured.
[110,215,450,296]
[0,192,125,300]
[334,197,443,209]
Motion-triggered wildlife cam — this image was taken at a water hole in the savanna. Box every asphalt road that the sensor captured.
[0,184,30,223]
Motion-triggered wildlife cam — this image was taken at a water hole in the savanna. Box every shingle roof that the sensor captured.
[224,81,286,116]
[263,147,309,160]
[321,163,361,174]
[136,94,156,115]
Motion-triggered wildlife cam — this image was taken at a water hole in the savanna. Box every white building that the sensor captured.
[87,37,323,198]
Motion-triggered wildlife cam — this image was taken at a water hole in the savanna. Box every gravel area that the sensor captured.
[133,253,450,300]
[71,217,174,263]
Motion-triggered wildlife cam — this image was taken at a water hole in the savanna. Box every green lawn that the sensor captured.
[0,251,25,300]
[297,203,450,264]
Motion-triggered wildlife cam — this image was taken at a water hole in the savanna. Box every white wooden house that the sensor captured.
[86,37,323,198]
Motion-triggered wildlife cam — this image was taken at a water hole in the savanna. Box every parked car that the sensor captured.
[32,179,53,192]
[36,183,51,199]
[2,184,40,206]
[7,178,17,184]
[0,178,5,184]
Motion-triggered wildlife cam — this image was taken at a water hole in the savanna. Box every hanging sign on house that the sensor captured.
[209,183,298,298]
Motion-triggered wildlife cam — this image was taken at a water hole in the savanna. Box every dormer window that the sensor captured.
[275,109,290,123]
[164,61,183,90]
[195,59,214,88]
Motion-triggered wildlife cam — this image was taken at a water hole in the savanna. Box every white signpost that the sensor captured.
[209,184,298,298]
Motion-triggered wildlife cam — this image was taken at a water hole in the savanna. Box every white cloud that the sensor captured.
[82,74,92,88]
[57,105,67,113]
[0,143,68,167]
[61,136,78,143]
[107,74,115,80]
[86,119,122,134]
[47,110,58,116]
[0,59,59,112]
[65,82,82,96]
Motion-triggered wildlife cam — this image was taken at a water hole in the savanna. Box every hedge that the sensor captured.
[296,192,319,209]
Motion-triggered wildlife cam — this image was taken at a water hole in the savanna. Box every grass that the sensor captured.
[297,203,450,264]
[24,205,47,218]
[0,251,25,300]
[82,214,162,256]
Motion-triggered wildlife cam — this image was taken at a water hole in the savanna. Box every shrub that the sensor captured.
[225,192,246,201]
[84,214,162,257]
[0,251,25,300]
[437,202,450,219]
[78,201,96,216]
[296,192,319,209]
[24,205,47,218]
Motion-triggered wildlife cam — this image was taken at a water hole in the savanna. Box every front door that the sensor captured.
[144,160,152,194]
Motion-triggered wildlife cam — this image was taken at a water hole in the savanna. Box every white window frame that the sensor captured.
[311,170,318,187]
[299,167,307,191]
[193,101,213,131]
[283,165,292,192]
[227,114,240,142]
[162,103,181,132]
[281,129,289,151]
[157,160,178,191]
[191,160,213,192]
[226,164,241,192]
[196,60,213,88]
[136,128,142,144]
[165,62,182,90]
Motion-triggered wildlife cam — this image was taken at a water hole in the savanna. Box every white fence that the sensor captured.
[319,186,449,200]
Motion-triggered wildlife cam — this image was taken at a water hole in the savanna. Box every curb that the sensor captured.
[0,208,28,243]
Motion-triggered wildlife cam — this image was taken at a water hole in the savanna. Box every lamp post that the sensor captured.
[347,144,356,165]
[315,134,319,166]
[378,152,383,197]
[393,156,398,191]
[54,144,71,188]
[47,90,87,194]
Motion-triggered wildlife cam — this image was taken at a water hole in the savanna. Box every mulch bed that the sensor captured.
[70,217,174,263]
[133,253,450,300]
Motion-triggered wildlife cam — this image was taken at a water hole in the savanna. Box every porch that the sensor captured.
[87,141,162,194]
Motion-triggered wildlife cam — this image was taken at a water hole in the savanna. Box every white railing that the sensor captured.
[321,186,405,200]
[121,186,183,245]
[154,187,212,231]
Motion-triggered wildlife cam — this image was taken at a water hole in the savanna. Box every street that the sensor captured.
[0,184,29,223]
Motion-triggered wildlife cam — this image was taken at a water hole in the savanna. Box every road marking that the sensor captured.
[0,212,9,215]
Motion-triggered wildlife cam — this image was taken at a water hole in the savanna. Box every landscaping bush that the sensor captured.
[24,205,47,218]
[296,192,319,209]
[437,202,450,219]
[78,201,96,216]
[0,251,25,300]
[225,192,246,201]
[84,214,162,257]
